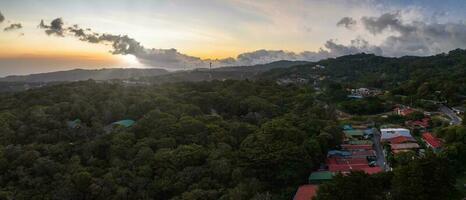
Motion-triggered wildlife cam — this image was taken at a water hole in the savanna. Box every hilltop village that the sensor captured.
[293,97,462,199]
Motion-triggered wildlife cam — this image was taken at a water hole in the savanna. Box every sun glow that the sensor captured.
[120,54,143,67]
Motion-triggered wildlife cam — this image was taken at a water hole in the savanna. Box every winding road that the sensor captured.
[439,105,462,125]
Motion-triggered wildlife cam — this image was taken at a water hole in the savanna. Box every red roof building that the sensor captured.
[390,143,420,151]
[406,118,430,129]
[362,166,383,174]
[294,185,318,200]
[351,150,376,157]
[386,136,417,144]
[329,164,382,174]
[422,132,442,149]
[395,107,415,116]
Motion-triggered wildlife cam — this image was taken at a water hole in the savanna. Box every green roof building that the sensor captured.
[67,119,81,129]
[349,140,373,145]
[308,171,334,184]
[111,119,135,128]
[343,129,365,138]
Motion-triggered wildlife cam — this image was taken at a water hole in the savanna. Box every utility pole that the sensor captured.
[209,62,212,80]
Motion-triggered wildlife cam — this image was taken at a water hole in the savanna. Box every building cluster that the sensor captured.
[293,104,447,200]
[381,106,443,158]
[347,87,382,99]
[276,77,309,85]
[381,128,420,155]
[294,124,381,200]
[311,64,326,70]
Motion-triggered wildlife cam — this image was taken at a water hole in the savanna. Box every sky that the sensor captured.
[1,0,466,76]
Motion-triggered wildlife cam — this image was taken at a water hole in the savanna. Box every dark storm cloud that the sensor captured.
[361,12,415,35]
[337,17,357,29]
[4,23,22,32]
[0,11,4,23]
[39,18,65,36]
[324,38,382,56]
[358,12,466,56]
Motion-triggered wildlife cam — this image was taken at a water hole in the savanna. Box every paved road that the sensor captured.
[439,105,462,125]
[371,128,388,171]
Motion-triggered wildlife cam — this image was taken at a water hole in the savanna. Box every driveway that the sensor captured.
[371,128,388,171]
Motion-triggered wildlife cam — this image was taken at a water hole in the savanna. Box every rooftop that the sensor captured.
[386,136,417,144]
[309,171,334,182]
[294,185,318,200]
[380,128,410,132]
[343,129,365,137]
[422,132,442,149]
[390,143,420,150]
[67,119,81,129]
[381,128,412,141]
[111,119,136,128]
[406,118,430,128]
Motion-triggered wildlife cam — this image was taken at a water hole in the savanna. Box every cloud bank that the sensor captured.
[0,11,4,23]
[353,12,466,56]
[39,18,348,68]
[38,12,466,69]
[4,23,22,32]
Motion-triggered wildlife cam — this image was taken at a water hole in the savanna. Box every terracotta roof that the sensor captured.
[392,149,414,154]
[390,143,420,150]
[329,164,382,174]
[294,185,318,200]
[361,167,383,174]
[351,150,376,157]
[422,132,442,148]
[406,118,430,128]
[386,136,417,144]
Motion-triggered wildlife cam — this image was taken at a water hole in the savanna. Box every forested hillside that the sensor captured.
[0,80,340,199]
[262,49,466,105]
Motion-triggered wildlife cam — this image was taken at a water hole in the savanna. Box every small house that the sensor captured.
[67,119,82,129]
[308,171,334,184]
[380,128,412,142]
[406,118,430,130]
[293,185,318,200]
[111,119,135,128]
[343,129,365,140]
[394,107,415,116]
[422,132,442,152]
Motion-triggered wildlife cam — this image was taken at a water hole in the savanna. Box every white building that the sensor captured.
[380,128,412,141]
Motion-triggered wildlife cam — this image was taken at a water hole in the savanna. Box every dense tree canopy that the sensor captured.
[0,80,339,199]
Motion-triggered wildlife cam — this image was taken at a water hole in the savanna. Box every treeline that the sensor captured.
[0,80,341,199]
[262,49,466,105]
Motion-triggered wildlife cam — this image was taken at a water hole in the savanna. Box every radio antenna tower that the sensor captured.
[209,62,212,80]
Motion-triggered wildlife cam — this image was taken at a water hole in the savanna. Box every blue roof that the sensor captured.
[343,124,353,130]
[112,119,135,128]
[327,150,351,157]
